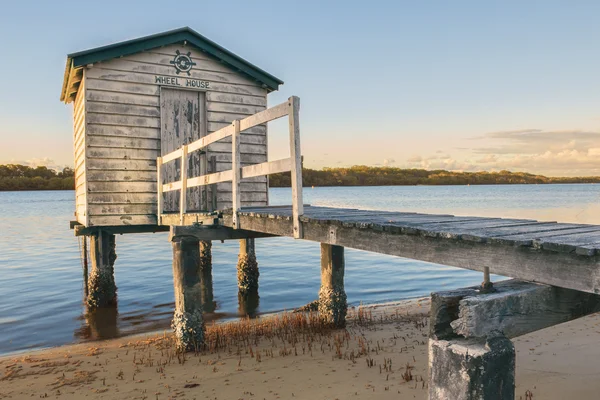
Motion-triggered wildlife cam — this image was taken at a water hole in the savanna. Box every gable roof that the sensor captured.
[60,27,284,102]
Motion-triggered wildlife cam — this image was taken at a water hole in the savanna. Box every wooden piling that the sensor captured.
[81,236,89,298]
[171,237,205,352]
[199,241,215,313]
[318,243,347,327]
[86,230,117,309]
[236,238,259,295]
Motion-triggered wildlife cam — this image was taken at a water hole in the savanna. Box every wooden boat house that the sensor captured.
[61,27,284,229]
[60,29,600,399]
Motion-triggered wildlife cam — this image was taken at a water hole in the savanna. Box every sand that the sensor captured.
[1,299,600,400]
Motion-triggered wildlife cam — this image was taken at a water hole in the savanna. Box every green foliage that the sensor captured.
[0,164,75,191]
[269,166,600,187]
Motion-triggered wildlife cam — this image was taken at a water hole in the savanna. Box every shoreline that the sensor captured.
[2,298,600,399]
[1,181,600,193]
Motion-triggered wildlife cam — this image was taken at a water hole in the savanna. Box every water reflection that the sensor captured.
[75,307,119,340]
[7,186,600,354]
[200,263,216,314]
[238,291,260,317]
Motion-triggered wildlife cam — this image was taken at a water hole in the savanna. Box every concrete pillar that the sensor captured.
[199,241,215,313]
[236,238,259,295]
[318,243,347,327]
[428,335,515,400]
[86,231,117,309]
[171,237,205,352]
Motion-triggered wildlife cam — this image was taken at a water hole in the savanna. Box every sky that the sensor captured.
[1,0,600,176]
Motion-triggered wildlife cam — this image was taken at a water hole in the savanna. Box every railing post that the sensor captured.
[288,96,303,238]
[232,120,241,229]
[157,156,163,225]
[180,145,188,225]
[210,156,217,211]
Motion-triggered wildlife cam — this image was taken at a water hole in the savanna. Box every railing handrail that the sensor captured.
[157,96,304,238]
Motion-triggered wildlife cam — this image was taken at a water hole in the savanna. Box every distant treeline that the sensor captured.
[3,163,600,191]
[269,166,600,187]
[0,164,75,191]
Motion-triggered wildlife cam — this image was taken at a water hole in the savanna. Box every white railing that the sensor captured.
[157,96,304,238]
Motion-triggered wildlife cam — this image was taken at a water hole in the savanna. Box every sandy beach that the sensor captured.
[1,299,600,399]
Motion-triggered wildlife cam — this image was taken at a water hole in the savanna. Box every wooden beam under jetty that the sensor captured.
[73,222,169,236]
[169,225,276,241]
[218,206,600,295]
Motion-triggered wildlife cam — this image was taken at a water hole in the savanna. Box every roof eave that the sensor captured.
[60,57,73,103]
[62,27,283,95]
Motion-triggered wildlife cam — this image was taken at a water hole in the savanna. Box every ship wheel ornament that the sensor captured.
[170,50,196,75]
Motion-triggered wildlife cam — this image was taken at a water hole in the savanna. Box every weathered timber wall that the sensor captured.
[79,44,269,226]
[74,74,88,225]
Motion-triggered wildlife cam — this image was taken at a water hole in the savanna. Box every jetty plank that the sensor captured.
[210,206,600,295]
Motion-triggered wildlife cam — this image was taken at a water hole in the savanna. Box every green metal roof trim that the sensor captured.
[60,27,284,102]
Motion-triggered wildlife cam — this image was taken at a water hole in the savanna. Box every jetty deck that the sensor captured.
[164,205,600,295]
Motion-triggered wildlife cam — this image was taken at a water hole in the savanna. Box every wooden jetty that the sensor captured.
[62,27,600,400]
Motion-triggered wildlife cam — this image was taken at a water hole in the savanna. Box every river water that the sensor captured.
[1,184,599,355]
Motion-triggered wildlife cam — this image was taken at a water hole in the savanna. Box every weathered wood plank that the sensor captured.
[88,181,156,193]
[87,124,160,139]
[87,112,160,128]
[86,78,159,96]
[240,101,289,131]
[88,192,156,204]
[118,49,245,75]
[87,147,159,160]
[169,225,275,241]
[86,158,157,171]
[221,211,600,294]
[87,136,160,150]
[88,214,157,226]
[288,96,303,238]
[188,170,234,187]
[231,120,241,228]
[89,204,157,215]
[241,158,292,179]
[207,102,265,115]
[208,141,266,155]
[86,101,160,117]
[206,91,267,106]
[87,170,156,182]
[187,125,233,153]
[93,58,263,86]
[215,192,267,203]
[87,73,268,97]
[87,89,159,107]
[208,122,265,135]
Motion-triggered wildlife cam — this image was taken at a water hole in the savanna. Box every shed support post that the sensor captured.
[199,241,215,313]
[171,236,205,352]
[236,238,259,295]
[87,230,117,309]
[318,243,347,327]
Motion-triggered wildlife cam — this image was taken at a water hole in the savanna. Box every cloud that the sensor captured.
[407,155,422,162]
[471,129,600,155]
[3,158,69,171]
[383,158,396,166]
[476,155,498,164]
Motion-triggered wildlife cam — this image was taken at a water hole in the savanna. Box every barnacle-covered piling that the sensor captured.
[199,241,215,313]
[236,238,259,295]
[86,231,117,309]
[318,243,347,327]
[171,236,205,352]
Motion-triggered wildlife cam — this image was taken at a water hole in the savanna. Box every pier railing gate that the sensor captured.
[157,96,304,238]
